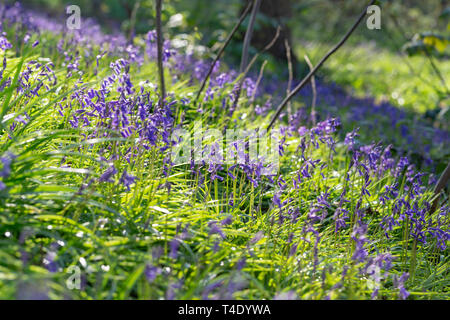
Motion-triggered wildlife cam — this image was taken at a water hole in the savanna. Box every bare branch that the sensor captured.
[194,1,254,106]
[267,0,376,131]
[128,0,141,42]
[250,60,268,106]
[430,161,450,214]
[284,38,294,119]
[304,54,317,126]
[231,27,281,112]
[240,0,261,73]
[155,0,166,105]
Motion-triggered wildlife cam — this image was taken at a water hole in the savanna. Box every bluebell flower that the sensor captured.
[208,221,225,239]
[221,216,233,226]
[119,170,137,191]
[99,165,117,183]
[169,238,180,259]
[144,264,162,283]
[351,221,369,263]
[0,33,12,51]
[394,273,410,300]
[236,257,246,271]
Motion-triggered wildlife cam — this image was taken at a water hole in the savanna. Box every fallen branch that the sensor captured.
[267,0,376,130]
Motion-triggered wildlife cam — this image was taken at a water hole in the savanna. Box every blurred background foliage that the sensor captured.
[16,0,448,56]
[11,0,450,119]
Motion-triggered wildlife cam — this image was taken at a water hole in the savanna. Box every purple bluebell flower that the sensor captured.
[99,165,117,183]
[351,221,369,263]
[0,152,15,179]
[0,33,12,51]
[208,221,225,239]
[202,280,223,300]
[236,257,246,271]
[119,170,137,191]
[169,238,180,259]
[166,280,182,300]
[144,264,162,283]
[221,216,233,226]
[43,250,58,273]
[273,192,282,209]
[393,272,410,300]
[344,128,359,150]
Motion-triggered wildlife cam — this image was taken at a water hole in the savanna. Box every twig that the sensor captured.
[250,60,267,106]
[240,0,261,73]
[284,39,294,119]
[430,161,450,215]
[194,1,253,106]
[424,48,449,94]
[304,54,317,126]
[267,0,376,131]
[155,0,166,105]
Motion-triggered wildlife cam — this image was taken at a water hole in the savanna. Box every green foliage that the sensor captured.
[0,1,448,301]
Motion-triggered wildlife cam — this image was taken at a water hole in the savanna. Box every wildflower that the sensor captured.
[273,192,282,209]
[0,33,12,51]
[371,288,379,300]
[242,77,256,98]
[147,30,157,43]
[0,152,15,179]
[344,128,359,150]
[169,238,180,259]
[43,250,58,273]
[379,184,398,205]
[228,193,234,207]
[215,73,231,88]
[394,272,410,300]
[351,221,369,263]
[166,280,183,300]
[144,264,162,283]
[395,157,409,177]
[236,257,246,271]
[289,243,298,257]
[225,276,247,299]
[202,280,223,299]
[208,221,225,239]
[333,207,349,232]
[119,170,137,191]
[221,215,233,226]
[99,165,117,183]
